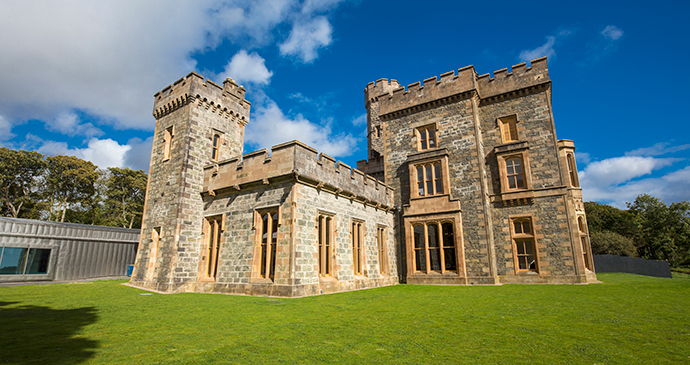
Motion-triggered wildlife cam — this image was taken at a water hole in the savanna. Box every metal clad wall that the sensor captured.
[0,217,140,282]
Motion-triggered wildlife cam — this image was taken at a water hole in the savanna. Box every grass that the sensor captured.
[1,273,689,364]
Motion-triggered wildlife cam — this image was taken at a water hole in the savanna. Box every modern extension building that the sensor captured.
[129,56,596,297]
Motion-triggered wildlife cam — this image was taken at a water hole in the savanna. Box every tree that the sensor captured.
[0,148,46,218]
[103,167,147,228]
[44,155,99,222]
[590,231,637,256]
[628,194,690,267]
[584,201,637,238]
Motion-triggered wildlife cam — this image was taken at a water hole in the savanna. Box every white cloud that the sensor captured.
[38,138,131,169]
[218,50,273,86]
[580,156,677,187]
[351,113,366,126]
[46,113,103,138]
[279,16,333,63]
[245,98,358,157]
[625,142,690,157]
[0,115,14,142]
[123,136,154,172]
[0,0,346,132]
[518,29,572,63]
[576,152,591,164]
[601,25,624,41]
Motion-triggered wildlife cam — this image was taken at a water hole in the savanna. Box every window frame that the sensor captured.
[496,148,533,195]
[317,212,335,277]
[510,216,539,274]
[578,215,592,270]
[567,153,580,187]
[408,155,450,199]
[376,225,388,275]
[416,124,437,151]
[351,219,365,276]
[200,214,224,281]
[498,115,519,143]
[411,220,458,274]
[256,208,279,281]
[162,126,174,161]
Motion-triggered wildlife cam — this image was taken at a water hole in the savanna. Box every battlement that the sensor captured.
[372,57,550,117]
[202,140,393,208]
[152,72,251,122]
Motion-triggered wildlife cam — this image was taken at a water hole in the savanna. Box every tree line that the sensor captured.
[586,194,690,268]
[0,147,147,229]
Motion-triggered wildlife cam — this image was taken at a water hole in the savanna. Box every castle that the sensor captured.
[129,56,597,297]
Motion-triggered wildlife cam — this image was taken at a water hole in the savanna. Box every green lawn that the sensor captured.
[1,273,688,364]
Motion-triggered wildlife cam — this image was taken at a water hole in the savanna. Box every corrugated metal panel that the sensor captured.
[0,217,140,282]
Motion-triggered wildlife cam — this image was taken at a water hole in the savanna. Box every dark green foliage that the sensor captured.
[102,167,147,228]
[0,147,46,218]
[583,201,637,238]
[590,230,637,256]
[44,155,99,223]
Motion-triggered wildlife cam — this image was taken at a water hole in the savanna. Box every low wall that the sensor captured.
[593,255,672,278]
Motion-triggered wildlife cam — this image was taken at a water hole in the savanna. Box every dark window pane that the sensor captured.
[418,182,425,196]
[420,130,426,140]
[429,248,441,271]
[260,245,267,276]
[516,241,526,255]
[517,175,525,188]
[25,249,51,274]
[522,221,531,234]
[415,249,426,271]
[514,221,522,234]
[434,164,441,179]
[414,225,424,249]
[270,243,277,277]
[514,160,522,173]
[428,224,438,248]
[442,223,454,248]
[417,166,423,181]
[0,248,27,275]
[427,128,434,139]
[444,248,456,271]
[427,180,433,195]
[508,176,516,189]
[435,180,443,194]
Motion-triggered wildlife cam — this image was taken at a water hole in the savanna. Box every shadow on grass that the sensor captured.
[0,301,99,364]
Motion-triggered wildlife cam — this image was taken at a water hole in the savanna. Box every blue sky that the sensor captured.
[0,0,688,208]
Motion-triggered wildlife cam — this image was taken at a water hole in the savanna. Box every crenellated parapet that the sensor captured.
[152,72,252,124]
[202,140,394,209]
[370,57,551,119]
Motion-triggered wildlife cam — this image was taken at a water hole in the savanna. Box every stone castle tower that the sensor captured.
[130,73,251,292]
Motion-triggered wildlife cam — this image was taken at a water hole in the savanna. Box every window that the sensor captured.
[512,218,538,272]
[212,133,221,161]
[499,115,518,143]
[352,220,364,275]
[0,247,50,275]
[412,221,457,274]
[149,227,161,275]
[417,125,436,151]
[416,162,443,196]
[376,126,381,138]
[567,153,579,187]
[578,216,592,270]
[317,214,333,276]
[377,226,388,274]
[203,216,223,279]
[505,157,526,190]
[163,126,173,160]
[258,210,279,280]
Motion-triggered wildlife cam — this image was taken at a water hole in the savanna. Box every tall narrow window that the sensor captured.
[377,226,387,274]
[567,153,579,187]
[352,221,363,275]
[318,214,333,276]
[578,216,592,270]
[163,126,173,160]
[417,125,436,151]
[416,162,443,196]
[259,210,279,280]
[204,216,223,279]
[149,227,161,274]
[500,116,518,142]
[505,157,526,190]
[212,133,221,161]
[412,221,457,274]
[512,218,538,272]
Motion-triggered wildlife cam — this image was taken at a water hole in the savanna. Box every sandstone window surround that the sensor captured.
[578,215,593,270]
[412,221,457,274]
[407,148,451,200]
[147,227,161,278]
[494,141,534,201]
[567,153,580,188]
[351,219,365,276]
[200,214,224,281]
[317,212,335,278]
[162,126,174,161]
[415,124,437,151]
[376,225,389,275]
[498,114,519,143]
[255,208,279,281]
[510,216,539,273]
[211,130,225,162]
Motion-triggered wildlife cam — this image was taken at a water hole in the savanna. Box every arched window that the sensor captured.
[259,210,278,280]
[212,133,220,161]
[567,153,579,187]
